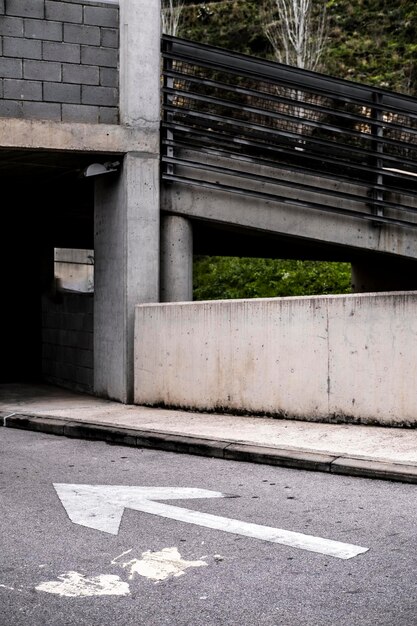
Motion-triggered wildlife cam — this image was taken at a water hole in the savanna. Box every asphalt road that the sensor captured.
[1,428,417,626]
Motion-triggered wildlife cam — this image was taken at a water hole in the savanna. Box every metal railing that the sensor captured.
[161,35,417,229]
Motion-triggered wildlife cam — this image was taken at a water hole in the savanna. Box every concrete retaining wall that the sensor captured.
[134,292,417,426]
[42,291,93,393]
[0,0,119,123]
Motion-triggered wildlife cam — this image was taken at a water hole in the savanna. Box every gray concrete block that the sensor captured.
[24,18,62,41]
[43,41,80,64]
[83,5,118,28]
[23,100,61,121]
[100,27,118,48]
[224,444,335,471]
[84,296,93,314]
[100,67,118,87]
[6,0,44,18]
[66,311,90,329]
[41,358,54,376]
[44,81,81,103]
[4,78,42,100]
[63,63,99,85]
[75,348,93,368]
[0,57,22,78]
[0,0,4,15]
[3,36,42,59]
[81,45,117,68]
[43,328,58,344]
[331,457,417,484]
[62,104,99,124]
[98,106,118,124]
[24,59,61,82]
[45,1,82,24]
[42,343,57,359]
[70,330,93,350]
[0,16,24,36]
[5,414,65,436]
[75,365,93,386]
[82,84,117,106]
[64,23,100,45]
[64,422,137,446]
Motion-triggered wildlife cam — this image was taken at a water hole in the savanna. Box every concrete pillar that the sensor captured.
[119,0,161,131]
[94,154,160,402]
[94,0,161,403]
[161,215,193,302]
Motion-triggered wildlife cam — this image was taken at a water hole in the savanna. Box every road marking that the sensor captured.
[35,572,130,597]
[113,547,208,582]
[53,483,369,560]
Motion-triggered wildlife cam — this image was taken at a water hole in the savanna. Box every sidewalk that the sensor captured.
[2,383,417,483]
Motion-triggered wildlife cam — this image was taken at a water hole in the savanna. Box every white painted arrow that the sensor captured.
[53,484,368,560]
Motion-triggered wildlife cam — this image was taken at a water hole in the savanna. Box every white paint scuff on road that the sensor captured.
[114,547,208,582]
[35,572,130,597]
[53,483,369,560]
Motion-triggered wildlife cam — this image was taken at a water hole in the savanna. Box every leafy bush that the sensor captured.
[194,257,351,300]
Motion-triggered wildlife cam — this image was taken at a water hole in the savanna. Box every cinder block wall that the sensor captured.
[0,0,119,123]
[42,292,94,393]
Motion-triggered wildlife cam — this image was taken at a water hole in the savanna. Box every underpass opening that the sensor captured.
[0,149,103,388]
[190,221,417,301]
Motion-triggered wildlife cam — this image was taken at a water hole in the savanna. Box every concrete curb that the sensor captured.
[3,413,417,484]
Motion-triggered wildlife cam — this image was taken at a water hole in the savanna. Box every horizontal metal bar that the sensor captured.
[162,173,417,229]
[162,153,417,215]
[162,36,417,117]
[164,68,417,138]
[162,35,417,230]
[164,105,417,171]
[162,122,417,192]
[163,85,416,153]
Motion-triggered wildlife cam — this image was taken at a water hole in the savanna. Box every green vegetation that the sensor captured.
[176,1,416,300]
[194,257,352,300]
[180,0,417,95]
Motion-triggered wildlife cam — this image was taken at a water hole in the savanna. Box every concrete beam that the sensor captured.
[163,183,417,263]
[0,118,158,154]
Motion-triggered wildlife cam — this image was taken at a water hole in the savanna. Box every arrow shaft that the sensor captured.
[132,500,368,560]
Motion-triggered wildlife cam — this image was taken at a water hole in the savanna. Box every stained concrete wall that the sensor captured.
[134,291,417,426]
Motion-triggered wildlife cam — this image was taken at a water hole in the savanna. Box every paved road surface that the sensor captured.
[1,429,416,625]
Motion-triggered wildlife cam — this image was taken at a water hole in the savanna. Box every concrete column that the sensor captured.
[94,154,160,402]
[94,0,161,403]
[161,215,193,302]
[119,0,161,134]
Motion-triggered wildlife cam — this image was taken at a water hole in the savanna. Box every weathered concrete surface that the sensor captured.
[134,291,417,426]
[93,0,161,403]
[161,215,193,302]
[119,0,160,132]
[0,118,158,153]
[94,153,160,403]
[162,151,417,262]
[4,383,417,483]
